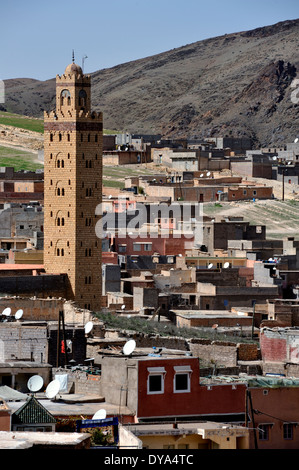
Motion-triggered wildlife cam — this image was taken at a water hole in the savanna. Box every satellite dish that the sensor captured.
[45,379,61,399]
[121,304,126,310]
[84,321,94,334]
[15,309,23,320]
[27,375,44,393]
[294,138,298,143]
[123,339,136,356]
[268,258,273,262]
[2,308,11,317]
[223,262,230,269]
[200,173,204,178]
[92,408,107,420]
[273,156,277,161]
[288,161,292,165]
[208,263,214,269]
[207,171,211,176]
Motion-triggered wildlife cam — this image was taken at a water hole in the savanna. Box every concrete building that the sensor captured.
[43,60,102,311]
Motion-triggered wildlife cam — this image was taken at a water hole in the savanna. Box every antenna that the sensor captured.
[15,309,23,320]
[27,375,44,393]
[84,321,94,334]
[45,379,61,400]
[92,408,107,420]
[72,49,75,63]
[123,339,136,356]
[82,54,88,73]
[2,308,11,317]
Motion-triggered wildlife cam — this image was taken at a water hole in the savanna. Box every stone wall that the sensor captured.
[0,323,48,362]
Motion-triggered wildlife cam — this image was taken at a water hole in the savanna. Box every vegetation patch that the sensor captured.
[0,145,43,171]
[94,311,255,344]
[0,112,44,133]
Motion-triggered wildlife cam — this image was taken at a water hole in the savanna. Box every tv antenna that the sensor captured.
[2,308,11,317]
[92,408,107,420]
[27,375,44,394]
[84,321,94,335]
[45,379,61,400]
[15,309,23,320]
[122,339,136,356]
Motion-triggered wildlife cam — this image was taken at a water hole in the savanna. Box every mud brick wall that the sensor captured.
[188,338,238,367]
[0,323,48,362]
[237,342,260,361]
[53,368,101,396]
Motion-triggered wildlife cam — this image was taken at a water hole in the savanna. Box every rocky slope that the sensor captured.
[2,19,299,146]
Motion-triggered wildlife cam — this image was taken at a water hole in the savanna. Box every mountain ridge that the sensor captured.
[2,18,299,146]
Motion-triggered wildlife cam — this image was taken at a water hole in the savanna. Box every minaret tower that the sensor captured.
[44,57,102,311]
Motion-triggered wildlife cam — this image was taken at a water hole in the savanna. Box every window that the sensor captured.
[258,424,270,441]
[283,423,294,440]
[243,190,247,196]
[173,366,192,393]
[144,243,152,251]
[147,367,166,394]
[133,243,141,251]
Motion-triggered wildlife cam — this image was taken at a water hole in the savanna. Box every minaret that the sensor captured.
[43,58,102,311]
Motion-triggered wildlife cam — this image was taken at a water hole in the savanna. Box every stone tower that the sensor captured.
[43,59,102,311]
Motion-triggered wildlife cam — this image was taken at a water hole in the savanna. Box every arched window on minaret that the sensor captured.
[61,89,71,107]
[79,89,87,108]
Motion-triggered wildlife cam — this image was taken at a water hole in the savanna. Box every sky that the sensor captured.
[1,0,299,81]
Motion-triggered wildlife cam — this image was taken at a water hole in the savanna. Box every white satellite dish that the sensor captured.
[45,379,61,399]
[288,161,292,165]
[200,173,204,178]
[2,308,11,317]
[223,262,230,269]
[208,263,214,269]
[121,304,126,310]
[15,309,23,320]
[294,138,298,143]
[268,258,273,262]
[27,375,44,393]
[84,321,93,334]
[207,171,211,176]
[123,339,136,356]
[272,156,277,161]
[92,409,107,420]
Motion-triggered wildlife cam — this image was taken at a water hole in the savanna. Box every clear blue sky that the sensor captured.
[1,0,298,81]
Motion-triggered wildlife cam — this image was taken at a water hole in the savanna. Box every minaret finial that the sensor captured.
[72,50,75,63]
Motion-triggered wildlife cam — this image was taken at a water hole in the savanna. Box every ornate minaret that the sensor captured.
[44,58,102,311]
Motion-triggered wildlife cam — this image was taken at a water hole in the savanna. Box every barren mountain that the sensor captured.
[2,19,299,146]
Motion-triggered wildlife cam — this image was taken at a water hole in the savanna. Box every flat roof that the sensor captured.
[0,431,90,449]
[0,264,44,270]
[125,421,247,437]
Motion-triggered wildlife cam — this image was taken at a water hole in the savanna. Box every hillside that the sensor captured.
[2,19,299,146]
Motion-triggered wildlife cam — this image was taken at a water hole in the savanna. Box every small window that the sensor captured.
[133,243,141,251]
[147,367,166,395]
[173,366,192,393]
[283,423,293,440]
[258,424,270,441]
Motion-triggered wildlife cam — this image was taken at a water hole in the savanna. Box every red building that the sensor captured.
[114,232,194,257]
[137,357,246,422]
